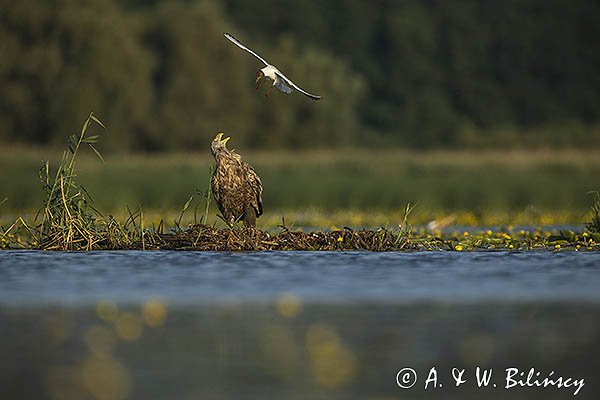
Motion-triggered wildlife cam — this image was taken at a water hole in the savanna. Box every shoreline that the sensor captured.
[2,224,599,252]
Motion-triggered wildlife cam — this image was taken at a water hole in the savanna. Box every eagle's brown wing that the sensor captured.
[247,165,263,217]
[211,171,226,217]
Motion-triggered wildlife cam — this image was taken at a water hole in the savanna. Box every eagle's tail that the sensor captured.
[243,206,258,228]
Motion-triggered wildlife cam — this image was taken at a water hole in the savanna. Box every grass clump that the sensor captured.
[0,217,35,249]
[36,112,106,250]
[34,113,143,250]
[587,192,600,233]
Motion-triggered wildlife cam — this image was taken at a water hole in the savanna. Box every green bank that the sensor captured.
[1,147,598,227]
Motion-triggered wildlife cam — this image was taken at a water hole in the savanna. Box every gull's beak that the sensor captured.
[222,136,231,145]
[215,132,224,141]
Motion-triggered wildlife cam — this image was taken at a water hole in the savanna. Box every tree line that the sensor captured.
[1,0,599,151]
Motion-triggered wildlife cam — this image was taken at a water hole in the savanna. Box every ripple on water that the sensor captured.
[0,250,599,305]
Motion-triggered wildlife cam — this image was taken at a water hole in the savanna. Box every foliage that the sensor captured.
[587,192,600,233]
[0,0,599,150]
[34,113,144,250]
[36,112,106,249]
[224,0,600,147]
[0,0,154,151]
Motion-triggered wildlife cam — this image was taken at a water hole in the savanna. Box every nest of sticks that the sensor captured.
[135,225,414,251]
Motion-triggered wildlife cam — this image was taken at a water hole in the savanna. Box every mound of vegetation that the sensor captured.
[116,225,596,252]
[140,225,412,251]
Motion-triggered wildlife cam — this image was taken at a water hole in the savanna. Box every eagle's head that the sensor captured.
[211,132,231,156]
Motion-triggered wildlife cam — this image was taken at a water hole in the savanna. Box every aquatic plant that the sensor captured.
[587,191,600,233]
[34,113,143,250]
[174,169,213,234]
[0,217,35,249]
[35,113,108,250]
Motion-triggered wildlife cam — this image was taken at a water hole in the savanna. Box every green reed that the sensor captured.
[34,113,147,250]
[587,192,600,233]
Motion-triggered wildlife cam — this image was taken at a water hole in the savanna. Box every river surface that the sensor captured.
[1,250,599,399]
[1,250,599,304]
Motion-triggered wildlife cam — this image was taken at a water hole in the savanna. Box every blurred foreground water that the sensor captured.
[1,251,599,399]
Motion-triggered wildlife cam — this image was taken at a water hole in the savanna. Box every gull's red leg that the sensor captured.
[256,78,266,92]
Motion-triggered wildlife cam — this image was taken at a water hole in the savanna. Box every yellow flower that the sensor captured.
[463,232,469,237]
[582,232,588,237]
[554,244,561,250]
[486,230,492,236]
[501,233,511,240]
[337,236,343,243]
[509,244,514,249]
[455,244,463,251]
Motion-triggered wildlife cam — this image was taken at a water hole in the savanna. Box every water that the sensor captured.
[1,250,599,304]
[1,250,599,399]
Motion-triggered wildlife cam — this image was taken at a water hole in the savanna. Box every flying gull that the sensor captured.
[224,33,322,100]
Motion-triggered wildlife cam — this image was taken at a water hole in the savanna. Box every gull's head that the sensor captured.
[255,70,265,84]
[211,132,231,156]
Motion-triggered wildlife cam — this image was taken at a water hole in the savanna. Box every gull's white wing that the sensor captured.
[275,71,322,100]
[224,33,269,66]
